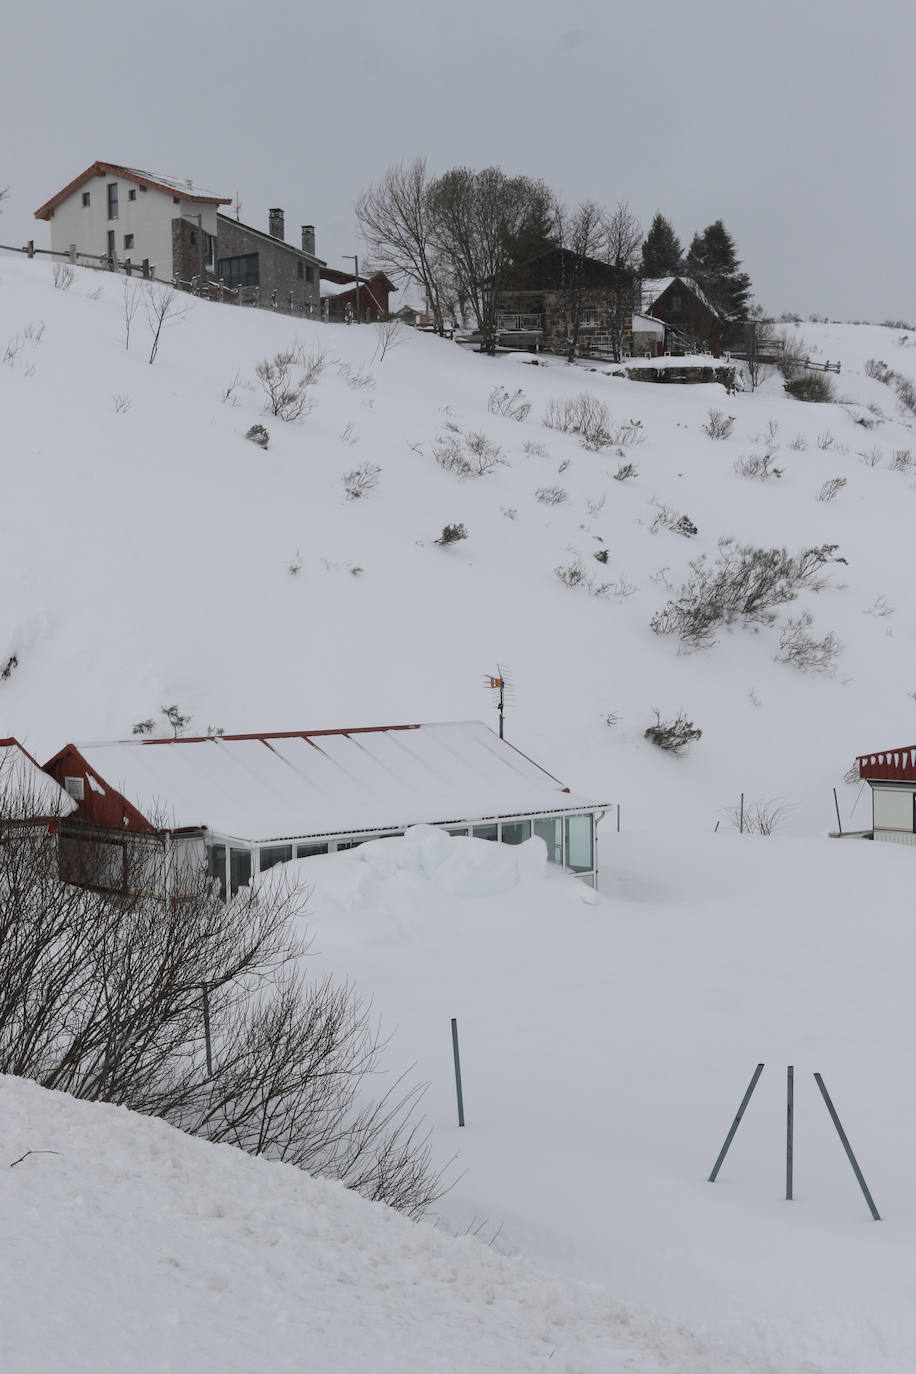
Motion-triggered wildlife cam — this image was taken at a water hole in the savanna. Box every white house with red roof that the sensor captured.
[34,161,232,280]
[857,745,916,845]
[43,721,607,896]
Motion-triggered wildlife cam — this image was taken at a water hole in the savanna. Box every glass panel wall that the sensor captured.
[259,844,292,872]
[500,819,532,845]
[565,814,594,872]
[447,827,469,836]
[472,823,498,842]
[296,841,329,858]
[207,843,226,899]
[230,847,251,894]
[533,816,563,864]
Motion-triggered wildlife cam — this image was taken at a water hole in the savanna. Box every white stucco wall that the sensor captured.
[46,172,219,278]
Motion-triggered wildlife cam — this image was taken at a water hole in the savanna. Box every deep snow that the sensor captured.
[3,251,916,1370]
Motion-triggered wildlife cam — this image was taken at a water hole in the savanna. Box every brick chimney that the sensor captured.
[268,208,285,240]
[301,225,316,256]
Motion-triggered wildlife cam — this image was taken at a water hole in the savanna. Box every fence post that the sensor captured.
[708,1062,764,1181]
[739,793,745,834]
[450,1017,465,1127]
[142,259,150,280]
[69,244,77,264]
[786,1065,794,1200]
[813,1073,880,1220]
[26,240,34,259]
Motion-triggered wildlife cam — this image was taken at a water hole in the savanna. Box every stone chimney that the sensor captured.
[268,208,285,241]
[301,224,316,256]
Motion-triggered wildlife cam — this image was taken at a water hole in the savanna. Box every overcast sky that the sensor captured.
[3,0,912,323]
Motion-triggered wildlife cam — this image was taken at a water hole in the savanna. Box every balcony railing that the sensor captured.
[498,313,542,332]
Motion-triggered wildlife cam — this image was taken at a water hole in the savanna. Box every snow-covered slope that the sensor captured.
[2,251,915,837]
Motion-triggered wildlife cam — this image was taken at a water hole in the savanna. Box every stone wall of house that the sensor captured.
[171,218,218,284]
[216,218,320,313]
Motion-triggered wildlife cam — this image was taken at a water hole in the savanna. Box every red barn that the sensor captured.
[320,268,396,322]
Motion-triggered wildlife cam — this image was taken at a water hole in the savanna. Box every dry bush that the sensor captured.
[734,452,784,480]
[703,409,736,440]
[256,350,314,420]
[435,522,468,545]
[890,448,914,472]
[613,462,638,481]
[650,538,842,650]
[785,372,835,403]
[723,798,792,834]
[649,502,697,536]
[543,393,644,451]
[775,611,842,675]
[488,386,531,421]
[342,463,382,499]
[644,709,702,756]
[52,262,74,290]
[535,486,568,505]
[817,477,846,502]
[433,429,504,478]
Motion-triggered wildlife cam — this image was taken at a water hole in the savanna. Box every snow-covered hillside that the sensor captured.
[2,251,915,836]
[4,252,916,1372]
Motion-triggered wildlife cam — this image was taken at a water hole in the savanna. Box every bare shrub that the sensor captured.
[723,798,792,835]
[788,434,808,451]
[435,522,468,545]
[586,494,607,515]
[817,477,846,502]
[342,463,382,499]
[703,409,736,440]
[555,557,589,588]
[858,445,883,467]
[613,462,637,481]
[245,424,270,450]
[593,548,609,564]
[221,369,252,405]
[433,429,504,478]
[52,262,74,290]
[644,709,702,756]
[488,386,531,421]
[817,431,834,450]
[650,539,842,649]
[371,317,403,364]
[865,358,892,381]
[499,505,518,520]
[734,452,784,480]
[256,350,314,420]
[865,596,894,617]
[121,277,142,350]
[337,361,375,391]
[890,448,914,471]
[775,611,842,675]
[649,502,697,536]
[535,486,568,505]
[112,393,132,415]
[543,394,643,451]
[522,439,548,457]
[785,372,835,402]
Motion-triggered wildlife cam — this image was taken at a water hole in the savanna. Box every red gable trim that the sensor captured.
[42,744,156,833]
[134,723,422,746]
[34,162,232,220]
[857,746,916,783]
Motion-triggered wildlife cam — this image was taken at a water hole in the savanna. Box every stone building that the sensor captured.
[216,210,324,312]
[488,247,635,354]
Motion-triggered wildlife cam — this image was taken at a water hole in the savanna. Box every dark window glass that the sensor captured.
[124,234,134,250]
[306,265,314,283]
[295,842,329,858]
[207,843,226,899]
[190,230,197,246]
[472,823,498,842]
[107,229,115,257]
[82,191,90,207]
[218,253,260,289]
[335,839,364,852]
[107,183,118,219]
[259,844,292,872]
[297,261,304,279]
[447,827,469,837]
[128,187,137,201]
[230,847,251,894]
[501,819,532,846]
[565,815,593,872]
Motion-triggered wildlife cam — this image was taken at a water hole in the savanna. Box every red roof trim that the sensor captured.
[0,736,45,770]
[857,745,916,783]
[34,161,232,220]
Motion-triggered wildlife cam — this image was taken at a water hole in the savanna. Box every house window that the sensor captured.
[82,191,91,208]
[207,843,226,899]
[259,844,292,872]
[107,229,115,258]
[64,776,85,801]
[297,261,304,279]
[579,305,599,327]
[501,819,532,845]
[218,253,260,289]
[565,814,594,873]
[124,234,134,250]
[107,183,118,219]
[128,187,137,201]
[229,847,251,894]
[306,265,314,283]
[190,230,197,246]
[472,823,498,842]
[296,841,328,858]
[205,234,215,269]
[533,816,563,863]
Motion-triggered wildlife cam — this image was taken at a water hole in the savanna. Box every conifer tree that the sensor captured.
[685,220,752,321]
[641,212,683,278]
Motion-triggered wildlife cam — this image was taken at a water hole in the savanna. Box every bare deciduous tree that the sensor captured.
[145,285,187,364]
[602,201,642,361]
[121,276,143,350]
[355,159,448,336]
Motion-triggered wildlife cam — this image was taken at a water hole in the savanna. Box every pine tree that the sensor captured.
[685,220,752,322]
[641,212,683,278]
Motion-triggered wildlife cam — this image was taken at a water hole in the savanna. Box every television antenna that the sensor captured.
[482,663,513,739]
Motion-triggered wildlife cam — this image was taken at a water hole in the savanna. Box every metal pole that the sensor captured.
[834,788,843,835]
[201,983,213,1077]
[450,1017,465,1127]
[786,1065,794,1200]
[708,1062,765,1182]
[498,680,504,739]
[617,804,620,833]
[739,793,744,834]
[813,1073,880,1220]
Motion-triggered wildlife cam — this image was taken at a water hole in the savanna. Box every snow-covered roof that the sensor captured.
[631,313,666,335]
[35,162,232,219]
[640,276,719,318]
[319,280,353,298]
[0,738,76,817]
[66,722,605,843]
